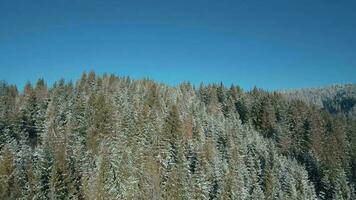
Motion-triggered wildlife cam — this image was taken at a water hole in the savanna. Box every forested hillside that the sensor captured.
[282,84,356,118]
[0,72,355,199]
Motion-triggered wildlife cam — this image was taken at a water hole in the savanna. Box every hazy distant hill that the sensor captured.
[281,84,356,118]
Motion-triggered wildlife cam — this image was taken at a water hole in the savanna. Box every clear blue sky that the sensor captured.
[0,0,355,91]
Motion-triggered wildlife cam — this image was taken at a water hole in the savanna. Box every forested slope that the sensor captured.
[0,72,355,199]
[282,84,356,118]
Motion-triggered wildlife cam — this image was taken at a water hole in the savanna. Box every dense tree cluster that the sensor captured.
[0,74,355,199]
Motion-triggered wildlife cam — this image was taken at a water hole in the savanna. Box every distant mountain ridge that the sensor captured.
[280,84,356,118]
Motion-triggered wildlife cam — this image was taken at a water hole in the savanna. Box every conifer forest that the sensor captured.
[0,72,355,200]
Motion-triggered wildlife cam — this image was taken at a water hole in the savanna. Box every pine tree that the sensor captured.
[0,145,15,198]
